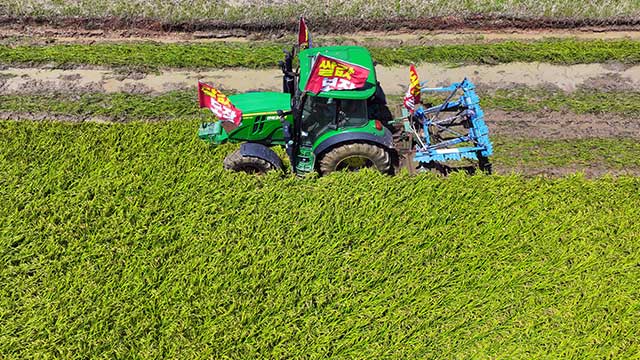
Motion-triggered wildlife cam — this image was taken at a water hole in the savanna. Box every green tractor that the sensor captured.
[198,45,398,176]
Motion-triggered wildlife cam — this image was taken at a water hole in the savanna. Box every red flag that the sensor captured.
[198,81,242,125]
[304,54,370,94]
[298,16,311,50]
[403,64,421,113]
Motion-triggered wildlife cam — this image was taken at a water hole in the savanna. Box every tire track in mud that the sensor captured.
[2,109,638,140]
[2,63,639,95]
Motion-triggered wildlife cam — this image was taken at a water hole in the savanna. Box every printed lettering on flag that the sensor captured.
[198,81,243,125]
[304,54,369,94]
[298,16,312,50]
[403,64,421,113]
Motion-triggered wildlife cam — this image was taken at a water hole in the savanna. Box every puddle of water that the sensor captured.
[381,63,640,92]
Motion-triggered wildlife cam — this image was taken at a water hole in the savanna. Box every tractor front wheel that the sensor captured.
[223,150,277,174]
[319,143,392,175]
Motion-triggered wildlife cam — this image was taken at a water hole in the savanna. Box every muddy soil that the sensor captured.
[1,107,637,140]
[487,110,640,140]
[3,25,640,46]
[2,63,639,95]
[2,15,640,34]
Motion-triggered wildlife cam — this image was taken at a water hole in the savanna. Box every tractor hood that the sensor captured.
[199,91,292,145]
[229,92,292,115]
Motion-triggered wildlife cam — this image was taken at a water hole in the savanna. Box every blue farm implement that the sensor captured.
[396,78,493,174]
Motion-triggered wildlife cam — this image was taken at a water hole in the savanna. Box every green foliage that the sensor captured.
[1,39,639,70]
[0,43,285,70]
[371,39,640,66]
[1,120,640,358]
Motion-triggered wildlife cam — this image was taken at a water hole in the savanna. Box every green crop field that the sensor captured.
[1,120,639,358]
[2,3,640,355]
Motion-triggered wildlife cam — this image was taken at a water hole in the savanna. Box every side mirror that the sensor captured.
[277,110,292,125]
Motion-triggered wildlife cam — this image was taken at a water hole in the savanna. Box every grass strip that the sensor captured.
[1,120,639,358]
[492,136,640,169]
[1,39,639,70]
[3,88,640,121]
[3,0,639,23]
[0,42,285,69]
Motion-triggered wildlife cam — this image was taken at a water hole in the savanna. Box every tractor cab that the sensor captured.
[278,46,396,175]
[300,97,368,145]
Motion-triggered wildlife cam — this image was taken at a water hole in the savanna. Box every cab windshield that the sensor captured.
[300,97,368,144]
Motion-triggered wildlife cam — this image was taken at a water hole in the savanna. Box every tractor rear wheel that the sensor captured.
[223,150,276,174]
[319,143,391,175]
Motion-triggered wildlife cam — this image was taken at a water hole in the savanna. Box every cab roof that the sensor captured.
[229,92,291,115]
[298,46,377,100]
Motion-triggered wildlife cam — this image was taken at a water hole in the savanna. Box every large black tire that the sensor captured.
[478,155,493,175]
[223,150,277,174]
[318,143,392,175]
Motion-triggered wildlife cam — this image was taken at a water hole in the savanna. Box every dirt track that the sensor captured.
[2,63,638,95]
[3,25,640,46]
[2,109,636,141]
[2,15,640,33]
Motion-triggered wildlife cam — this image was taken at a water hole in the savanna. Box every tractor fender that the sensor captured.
[313,129,395,158]
[240,143,284,170]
